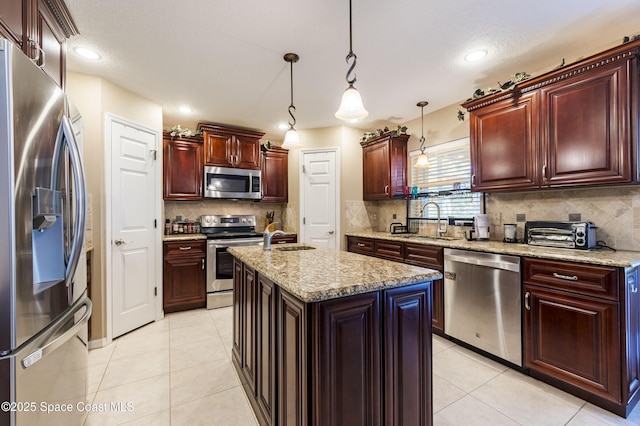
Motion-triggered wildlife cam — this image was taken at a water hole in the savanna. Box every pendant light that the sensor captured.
[335,0,368,121]
[282,53,301,149]
[415,101,430,168]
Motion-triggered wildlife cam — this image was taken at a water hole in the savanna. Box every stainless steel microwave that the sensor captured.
[203,166,262,199]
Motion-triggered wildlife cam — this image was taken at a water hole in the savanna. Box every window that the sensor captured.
[408,138,482,220]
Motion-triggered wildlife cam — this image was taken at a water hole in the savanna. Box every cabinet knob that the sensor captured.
[471,174,476,186]
[542,165,548,181]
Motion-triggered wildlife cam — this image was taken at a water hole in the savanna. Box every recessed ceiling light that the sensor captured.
[178,106,192,113]
[464,50,487,62]
[73,46,101,60]
[277,123,289,130]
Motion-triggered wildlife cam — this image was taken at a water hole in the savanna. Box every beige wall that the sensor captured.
[66,72,163,342]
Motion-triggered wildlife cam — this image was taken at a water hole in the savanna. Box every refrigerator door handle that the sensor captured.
[20,297,92,369]
[52,115,87,287]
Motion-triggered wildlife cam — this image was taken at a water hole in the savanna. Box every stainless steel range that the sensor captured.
[201,215,263,309]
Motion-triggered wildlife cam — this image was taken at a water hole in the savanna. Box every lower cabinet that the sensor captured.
[523,257,640,417]
[162,240,206,313]
[232,259,432,425]
[347,236,445,336]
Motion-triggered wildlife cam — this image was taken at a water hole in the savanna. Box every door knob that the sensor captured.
[114,239,129,246]
[328,230,335,235]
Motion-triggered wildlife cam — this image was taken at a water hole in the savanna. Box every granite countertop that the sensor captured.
[346,231,640,268]
[163,233,207,242]
[228,244,442,303]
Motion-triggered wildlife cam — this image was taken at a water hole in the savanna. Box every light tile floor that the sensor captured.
[85,308,640,425]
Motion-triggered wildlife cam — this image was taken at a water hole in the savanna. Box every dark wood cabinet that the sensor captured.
[468,92,539,191]
[260,145,289,203]
[361,134,408,200]
[1,0,77,89]
[347,236,445,336]
[163,134,203,200]
[271,234,297,245]
[404,243,445,336]
[523,257,640,417]
[384,284,432,426]
[311,292,382,426]
[162,240,206,313]
[199,123,264,169]
[233,258,433,425]
[463,39,640,191]
[257,274,276,425]
[0,0,23,46]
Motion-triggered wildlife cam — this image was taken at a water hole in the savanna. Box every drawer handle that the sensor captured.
[202,259,205,270]
[553,272,578,281]
[179,246,192,251]
[277,240,286,244]
[357,243,365,247]
[524,291,531,311]
[384,185,389,195]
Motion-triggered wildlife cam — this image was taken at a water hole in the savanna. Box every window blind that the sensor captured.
[409,138,482,219]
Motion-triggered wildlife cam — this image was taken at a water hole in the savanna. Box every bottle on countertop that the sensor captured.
[172,219,179,234]
[165,219,171,235]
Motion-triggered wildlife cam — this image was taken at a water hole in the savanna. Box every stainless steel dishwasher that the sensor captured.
[444,248,522,366]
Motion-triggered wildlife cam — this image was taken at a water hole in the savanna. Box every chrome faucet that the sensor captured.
[418,201,448,238]
[263,222,285,250]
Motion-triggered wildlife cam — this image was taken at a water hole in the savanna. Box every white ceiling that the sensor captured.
[64,0,640,140]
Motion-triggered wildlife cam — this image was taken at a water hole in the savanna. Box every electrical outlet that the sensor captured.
[568,213,581,221]
[392,214,397,219]
[516,213,526,222]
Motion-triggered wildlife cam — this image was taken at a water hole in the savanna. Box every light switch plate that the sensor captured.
[516,213,526,222]
[568,213,581,221]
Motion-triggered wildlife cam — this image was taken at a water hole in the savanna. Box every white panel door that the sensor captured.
[111,120,157,338]
[300,149,339,249]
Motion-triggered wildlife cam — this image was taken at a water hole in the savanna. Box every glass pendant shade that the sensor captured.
[415,151,430,167]
[335,85,368,121]
[282,127,301,149]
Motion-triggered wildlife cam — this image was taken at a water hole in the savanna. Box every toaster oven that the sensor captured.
[524,221,596,250]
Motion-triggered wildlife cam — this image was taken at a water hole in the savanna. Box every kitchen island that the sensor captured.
[228,244,442,426]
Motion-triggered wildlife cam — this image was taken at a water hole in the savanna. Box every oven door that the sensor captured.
[207,238,263,293]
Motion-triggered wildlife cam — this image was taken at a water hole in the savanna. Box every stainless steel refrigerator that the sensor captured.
[0,38,91,425]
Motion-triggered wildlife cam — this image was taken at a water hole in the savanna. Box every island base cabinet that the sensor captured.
[384,284,433,426]
[524,284,622,409]
[311,292,382,426]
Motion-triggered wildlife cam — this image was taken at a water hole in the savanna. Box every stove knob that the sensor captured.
[242,218,246,223]
[576,230,585,237]
[576,238,585,246]
[213,218,218,223]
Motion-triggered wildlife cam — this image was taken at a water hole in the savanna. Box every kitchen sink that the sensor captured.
[275,245,316,251]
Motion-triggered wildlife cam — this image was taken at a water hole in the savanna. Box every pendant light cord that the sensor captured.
[344,0,357,86]
[288,58,296,128]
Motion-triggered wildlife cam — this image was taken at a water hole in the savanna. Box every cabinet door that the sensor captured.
[277,288,307,426]
[374,239,404,261]
[235,136,261,169]
[162,255,206,313]
[312,292,382,426]
[384,283,432,426]
[469,91,539,191]
[163,138,203,200]
[203,132,234,167]
[362,141,391,200]
[257,275,276,425]
[389,138,407,198]
[404,243,444,335]
[34,0,67,88]
[232,258,243,365]
[261,148,288,202]
[624,267,640,406]
[0,0,23,45]
[524,284,621,402]
[541,62,632,186]
[241,264,257,395]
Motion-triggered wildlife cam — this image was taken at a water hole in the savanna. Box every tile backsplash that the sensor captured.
[345,185,640,252]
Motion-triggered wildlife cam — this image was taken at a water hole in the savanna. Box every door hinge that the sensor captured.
[154,219,157,228]
[303,217,306,225]
[154,287,157,296]
[302,165,306,174]
[150,149,157,160]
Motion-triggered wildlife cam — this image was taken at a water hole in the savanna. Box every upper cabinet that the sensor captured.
[163,133,203,200]
[463,39,639,192]
[199,123,264,170]
[1,0,78,88]
[260,145,288,203]
[361,133,408,200]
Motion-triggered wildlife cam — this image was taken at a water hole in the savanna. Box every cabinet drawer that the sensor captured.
[272,234,297,244]
[164,240,206,258]
[374,240,403,261]
[347,236,375,255]
[523,258,619,301]
[404,243,443,270]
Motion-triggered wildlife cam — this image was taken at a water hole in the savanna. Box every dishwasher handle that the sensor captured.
[445,251,520,273]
